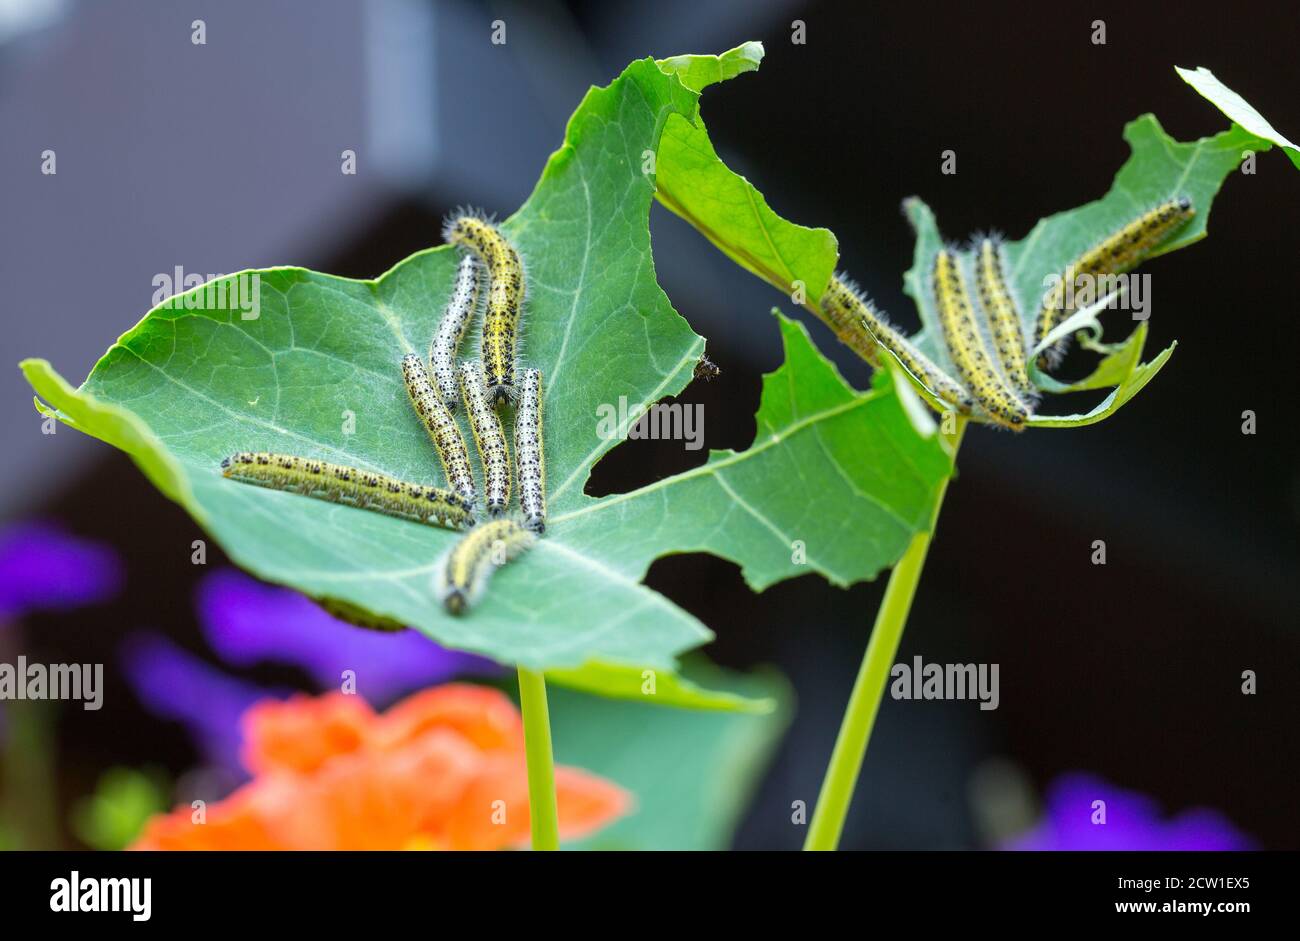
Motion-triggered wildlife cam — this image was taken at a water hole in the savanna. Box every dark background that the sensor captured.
[3,0,1297,849]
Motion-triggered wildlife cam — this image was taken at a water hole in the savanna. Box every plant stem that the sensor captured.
[804,421,965,851]
[517,666,560,851]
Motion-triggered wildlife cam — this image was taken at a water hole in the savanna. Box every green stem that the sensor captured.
[517,666,560,851]
[804,421,965,851]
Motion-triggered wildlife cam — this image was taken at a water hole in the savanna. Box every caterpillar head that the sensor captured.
[443,588,468,616]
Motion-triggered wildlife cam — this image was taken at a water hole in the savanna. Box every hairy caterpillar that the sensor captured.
[1033,197,1195,366]
[220,452,474,530]
[514,368,546,534]
[458,360,511,517]
[443,211,525,406]
[435,518,536,615]
[974,237,1033,398]
[429,253,482,409]
[821,273,975,413]
[401,354,477,510]
[933,249,1029,430]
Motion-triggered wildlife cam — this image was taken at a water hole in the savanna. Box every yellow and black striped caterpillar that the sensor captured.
[514,368,546,534]
[933,248,1029,431]
[820,273,975,413]
[444,211,525,407]
[458,360,511,517]
[1033,197,1194,366]
[429,253,482,409]
[220,452,474,530]
[401,353,477,510]
[973,237,1033,399]
[435,518,536,615]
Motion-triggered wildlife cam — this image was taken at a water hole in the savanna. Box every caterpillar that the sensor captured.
[429,253,482,409]
[974,237,1034,398]
[220,452,474,530]
[933,248,1029,431]
[443,211,525,406]
[514,368,546,534]
[1033,197,1195,367]
[400,354,477,511]
[436,518,536,615]
[820,273,975,413]
[458,360,511,517]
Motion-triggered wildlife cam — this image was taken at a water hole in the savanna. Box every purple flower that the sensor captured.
[196,569,496,704]
[120,632,279,779]
[1004,772,1254,851]
[0,523,122,620]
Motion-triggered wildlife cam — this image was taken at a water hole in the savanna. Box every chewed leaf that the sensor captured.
[1176,66,1296,170]
[1032,322,1151,395]
[23,57,707,673]
[898,116,1266,426]
[654,44,838,307]
[1026,342,1175,428]
[1028,289,1124,359]
[19,47,950,678]
[653,48,1260,432]
[658,41,764,94]
[559,311,952,592]
[1000,116,1266,302]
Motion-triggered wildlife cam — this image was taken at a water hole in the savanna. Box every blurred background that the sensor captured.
[0,0,1296,849]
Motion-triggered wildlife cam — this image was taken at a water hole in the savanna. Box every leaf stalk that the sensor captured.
[804,421,965,850]
[517,666,561,851]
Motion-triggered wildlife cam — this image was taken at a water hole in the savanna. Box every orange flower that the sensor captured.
[240,691,375,775]
[133,684,629,850]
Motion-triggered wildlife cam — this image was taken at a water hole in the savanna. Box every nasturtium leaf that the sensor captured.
[20,48,950,677]
[654,44,838,309]
[545,660,775,715]
[552,660,792,850]
[658,41,764,96]
[900,116,1265,426]
[651,49,1265,430]
[1176,66,1295,170]
[556,311,952,592]
[1023,343,1176,429]
[1032,321,1152,395]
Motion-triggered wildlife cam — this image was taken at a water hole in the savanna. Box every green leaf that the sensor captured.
[1024,341,1176,428]
[1176,66,1296,169]
[652,48,1261,431]
[20,49,949,676]
[552,660,792,850]
[997,116,1267,308]
[899,116,1264,427]
[1032,321,1152,394]
[556,311,952,592]
[654,44,839,306]
[24,359,190,505]
[657,41,764,94]
[547,660,775,714]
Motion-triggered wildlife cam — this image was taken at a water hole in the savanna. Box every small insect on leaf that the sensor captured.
[693,354,721,382]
